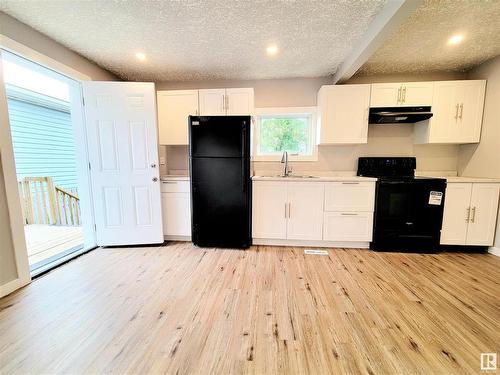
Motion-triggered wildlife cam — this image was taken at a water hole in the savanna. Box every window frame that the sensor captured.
[252,106,318,162]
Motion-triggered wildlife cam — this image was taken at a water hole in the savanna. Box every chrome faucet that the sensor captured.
[281,151,291,177]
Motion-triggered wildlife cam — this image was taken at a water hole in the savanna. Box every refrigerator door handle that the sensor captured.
[241,124,247,192]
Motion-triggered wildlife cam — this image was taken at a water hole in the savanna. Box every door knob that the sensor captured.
[152,177,158,182]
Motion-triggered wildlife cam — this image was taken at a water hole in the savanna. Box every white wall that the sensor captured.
[459,55,500,250]
[0,12,118,81]
[157,72,465,174]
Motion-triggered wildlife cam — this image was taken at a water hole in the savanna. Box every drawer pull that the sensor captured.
[341,182,360,185]
[162,181,178,184]
[341,213,358,216]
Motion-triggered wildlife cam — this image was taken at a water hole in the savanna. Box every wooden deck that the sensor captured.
[24,224,84,268]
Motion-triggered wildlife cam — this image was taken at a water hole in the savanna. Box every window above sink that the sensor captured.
[252,107,318,162]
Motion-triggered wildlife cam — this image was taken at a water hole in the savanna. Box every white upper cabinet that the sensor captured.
[370,82,433,107]
[226,88,254,115]
[458,80,486,143]
[199,88,254,116]
[369,83,401,107]
[414,80,486,144]
[400,82,434,106]
[199,89,226,115]
[317,84,370,144]
[157,90,198,145]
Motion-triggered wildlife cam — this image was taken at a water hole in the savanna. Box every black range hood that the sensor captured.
[369,106,433,124]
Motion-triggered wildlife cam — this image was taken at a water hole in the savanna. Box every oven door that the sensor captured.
[373,179,446,251]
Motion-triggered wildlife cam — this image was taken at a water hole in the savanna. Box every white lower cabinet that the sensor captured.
[441,182,500,246]
[252,180,375,246]
[252,181,323,240]
[286,182,324,241]
[323,212,374,242]
[324,182,375,211]
[252,181,287,239]
[161,179,191,239]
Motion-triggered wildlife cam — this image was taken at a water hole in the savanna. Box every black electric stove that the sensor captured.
[357,157,446,252]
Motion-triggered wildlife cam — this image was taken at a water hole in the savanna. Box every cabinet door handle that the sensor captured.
[284,203,287,218]
[341,182,359,185]
[341,213,358,216]
[454,103,459,119]
[466,207,470,222]
[397,87,401,104]
[402,86,406,103]
[459,103,464,119]
[225,95,229,113]
[288,203,291,218]
[471,206,476,223]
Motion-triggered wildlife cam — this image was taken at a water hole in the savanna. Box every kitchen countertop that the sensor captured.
[416,174,500,183]
[160,175,190,181]
[252,175,377,182]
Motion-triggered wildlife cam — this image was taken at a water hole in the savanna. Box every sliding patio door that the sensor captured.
[82,82,163,246]
[1,50,96,275]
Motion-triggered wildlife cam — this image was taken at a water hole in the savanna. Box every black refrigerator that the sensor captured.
[189,116,252,248]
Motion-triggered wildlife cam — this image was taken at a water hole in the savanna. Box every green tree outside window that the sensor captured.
[259,116,309,154]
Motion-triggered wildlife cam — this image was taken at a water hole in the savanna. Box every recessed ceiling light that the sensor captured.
[266,44,278,56]
[135,52,147,61]
[447,34,464,45]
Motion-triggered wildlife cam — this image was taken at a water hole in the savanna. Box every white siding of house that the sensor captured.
[6,85,78,191]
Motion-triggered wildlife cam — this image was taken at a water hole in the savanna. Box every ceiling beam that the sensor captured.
[332,0,423,84]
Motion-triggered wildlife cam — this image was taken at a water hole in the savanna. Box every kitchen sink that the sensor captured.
[258,174,320,179]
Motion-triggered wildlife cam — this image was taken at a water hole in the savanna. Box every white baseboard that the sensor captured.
[164,235,191,242]
[488,246,500,257]
[0,277,30,299]
[252,238,370,249]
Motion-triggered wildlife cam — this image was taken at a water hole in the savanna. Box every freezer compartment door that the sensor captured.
[189,116,251,158]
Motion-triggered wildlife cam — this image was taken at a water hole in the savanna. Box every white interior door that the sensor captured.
[83,82,163,246]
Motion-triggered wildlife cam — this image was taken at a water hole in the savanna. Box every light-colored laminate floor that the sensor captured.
[0,242,499,374]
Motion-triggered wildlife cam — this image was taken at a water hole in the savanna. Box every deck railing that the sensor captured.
[18,177,81,226]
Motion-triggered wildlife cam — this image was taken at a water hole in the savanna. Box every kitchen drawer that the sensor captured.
[323,212,373,241]
[161,180,190,193]
[324,182,375,212]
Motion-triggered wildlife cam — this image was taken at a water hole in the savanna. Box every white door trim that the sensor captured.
[0,34,91,81]
[0,52,31,297]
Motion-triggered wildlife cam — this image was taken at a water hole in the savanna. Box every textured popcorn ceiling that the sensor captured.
[0,0,386,81]
[358,0,500,75]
